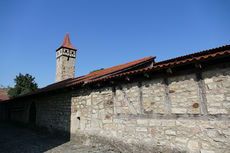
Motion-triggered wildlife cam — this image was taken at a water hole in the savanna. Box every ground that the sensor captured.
[0,123,120,153]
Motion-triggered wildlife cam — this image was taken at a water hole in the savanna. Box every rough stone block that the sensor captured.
[223,103,230,109]
[204,78,213,84]
[200,149,215,153]
[149,120,161,126]
[102,119,113,123]
[103,123,116,130]
[187,140,199,153]
[207,130,218,138]
[208,108,228,114]
[136,127,148,132]
[165,130,176,135]
[162,120,175,127]
[226,97,230,101]
[172,108,187,114]
[175,137,188,144]
[137,119,149,126]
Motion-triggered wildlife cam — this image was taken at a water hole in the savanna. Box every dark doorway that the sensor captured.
[29,102,36,124]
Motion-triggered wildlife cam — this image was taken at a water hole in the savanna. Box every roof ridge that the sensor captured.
[155,44,230,65]
[88,50,230,84]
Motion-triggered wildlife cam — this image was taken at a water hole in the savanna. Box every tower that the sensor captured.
[56,33,77,82]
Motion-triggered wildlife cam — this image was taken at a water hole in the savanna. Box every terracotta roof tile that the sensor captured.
[88,49,230,83]
[0,93,9,101]
[155,44,230,65]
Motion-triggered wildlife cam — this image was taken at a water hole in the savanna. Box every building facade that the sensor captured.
[3,35,230,153]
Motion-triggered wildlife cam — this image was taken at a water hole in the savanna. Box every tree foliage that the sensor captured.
[8,73,38,99]
[89,68,104,74]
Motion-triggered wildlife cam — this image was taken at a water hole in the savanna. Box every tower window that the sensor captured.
[67,57,69,61]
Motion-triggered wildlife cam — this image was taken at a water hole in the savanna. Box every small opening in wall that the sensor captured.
[77,117,80,120]
[67,57,69,61]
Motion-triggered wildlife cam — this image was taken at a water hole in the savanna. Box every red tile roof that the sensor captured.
[5,44,230,101]
[155,44,230,65]
[89,48,230,84]
[0,93,9,101]
[58,33,77,50]
[39,56,155,90]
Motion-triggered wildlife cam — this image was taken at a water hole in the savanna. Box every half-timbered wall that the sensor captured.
[71,63,230,153]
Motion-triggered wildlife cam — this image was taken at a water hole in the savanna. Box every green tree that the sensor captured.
[8,73,38,99]
[89,68,104,74]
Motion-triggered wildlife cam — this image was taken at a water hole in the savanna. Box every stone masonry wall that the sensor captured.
[36,92,72,133]
[142,78,166,114]
[9,92,72,136]
[71,64,230,153]
[168,74,200,114]
[10,100,30,123]
[203,66,230,114]
[0,103,8,121]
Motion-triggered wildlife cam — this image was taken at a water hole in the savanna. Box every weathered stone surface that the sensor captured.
[68,66,230,153]
[165,130,176,135]
[162,120,175,127]
[136,127,148,132]
[142,79,166,114]
[200,150,215,153]
[187,140,199,153]
[56,47,76,82]
[169,74,200,114]
[203,66,230,115]
[7,62,230,153]
[137,119,148,126]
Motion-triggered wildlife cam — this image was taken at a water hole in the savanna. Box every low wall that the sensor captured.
[71,63,230,153]
[36,92,71,134]
[9,92,71,136]
[0,103,8,121]
[9,101,30,123]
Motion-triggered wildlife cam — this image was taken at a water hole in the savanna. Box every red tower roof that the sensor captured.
[58,33,77,50]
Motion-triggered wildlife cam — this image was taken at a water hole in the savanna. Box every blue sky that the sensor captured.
[0,0,230,88]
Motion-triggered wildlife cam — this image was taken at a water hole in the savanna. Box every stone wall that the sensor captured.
[36,92,72,134]
[7,62,230,152]
[142,79,166,114]
[9,101,30,123]
[9,92,71,136]
[71,63,230,153]
[0,103,8,121]
[203,66,230,114]
[168,73,200,114]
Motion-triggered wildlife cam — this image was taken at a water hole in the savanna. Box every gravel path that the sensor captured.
[0,123,120,153]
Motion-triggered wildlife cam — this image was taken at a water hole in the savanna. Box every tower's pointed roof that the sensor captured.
[59,33,77,50]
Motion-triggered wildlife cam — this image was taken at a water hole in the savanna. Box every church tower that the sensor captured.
[56,33,77,82]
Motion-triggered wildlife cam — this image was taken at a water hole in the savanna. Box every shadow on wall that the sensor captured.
[0,92,72,153]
